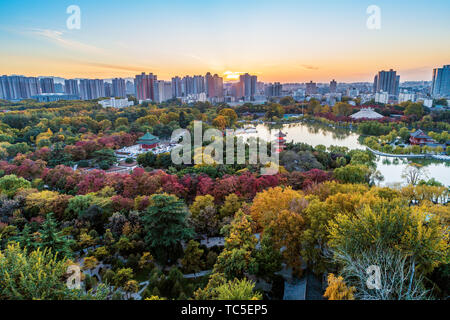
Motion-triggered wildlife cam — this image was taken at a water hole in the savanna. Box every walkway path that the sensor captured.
[366,146,449,161]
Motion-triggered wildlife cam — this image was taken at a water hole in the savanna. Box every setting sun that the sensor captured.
[223,71,243,81]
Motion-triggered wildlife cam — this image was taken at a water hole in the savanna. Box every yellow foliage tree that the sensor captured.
[323,274,355,300]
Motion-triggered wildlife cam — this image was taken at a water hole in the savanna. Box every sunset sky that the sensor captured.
[0,0,449,82]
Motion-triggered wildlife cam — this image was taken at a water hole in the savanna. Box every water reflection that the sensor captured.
[241,122,450,186]
[375,157,450,187]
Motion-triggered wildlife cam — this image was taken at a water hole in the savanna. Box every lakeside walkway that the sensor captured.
[366,147,450,161]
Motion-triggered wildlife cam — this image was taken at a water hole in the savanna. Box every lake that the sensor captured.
[242,122,450,187]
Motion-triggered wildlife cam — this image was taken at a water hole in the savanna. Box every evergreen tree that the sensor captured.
[39,213,74,259]
[142,194,194,263]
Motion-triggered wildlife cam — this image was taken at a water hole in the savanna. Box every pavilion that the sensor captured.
[350,107,384,120]
[274,130,287,153]
[137,132,160,149]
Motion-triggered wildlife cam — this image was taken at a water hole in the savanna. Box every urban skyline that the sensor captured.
[2,64,449,105]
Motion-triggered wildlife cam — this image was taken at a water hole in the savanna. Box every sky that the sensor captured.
[0,0,449,83]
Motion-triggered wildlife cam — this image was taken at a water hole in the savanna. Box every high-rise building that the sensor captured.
[330,79,337,93]
[431,65,450,98]
[104,82,112,97]
[134,73,157,101]
[193,75,205,94]
[171,76,182,98]
[205,72,215,98]
[54,83,64,93]
[79,79,105,100]
[232,82,244,99]
[112,78,126,98]
[181,76,194,96]
[238,73,257,100]
[155,80,173,103]
[40,78,55,93]
[0,75,41,100]
[204,73,223,101]
[265,82,282,97]
[125,80,135,95]
[28,77,41,96]
[64,79,79,96]
[306,81,318,95]
[373,69,400,95]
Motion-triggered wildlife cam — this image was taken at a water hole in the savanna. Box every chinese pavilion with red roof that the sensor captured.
[409,130,435,145]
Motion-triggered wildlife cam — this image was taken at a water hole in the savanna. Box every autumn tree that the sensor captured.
[189,195,219,238]
[0,243,108,300]
[0,174,31,197]
[181,240,205,274]
[214,278,262,300]
[213,210,258,280]
[328,198,449,275]
[323,274,355,300]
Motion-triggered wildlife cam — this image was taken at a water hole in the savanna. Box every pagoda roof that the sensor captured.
[274,131,287,137]
[137,132,160,143]
[410,129,431,140]
[350,108,383,120]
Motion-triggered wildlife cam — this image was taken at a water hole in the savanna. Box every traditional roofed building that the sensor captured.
[350,107,384,120]
[137,132,160,149]
[409,129,436,145]
[274,130,287,153]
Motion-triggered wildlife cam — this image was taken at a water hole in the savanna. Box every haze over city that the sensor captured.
[1,0,450,82]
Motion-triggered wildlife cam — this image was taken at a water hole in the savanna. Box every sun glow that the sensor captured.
[223,71,243,81]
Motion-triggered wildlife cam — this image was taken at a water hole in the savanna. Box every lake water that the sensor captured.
[242,122,450,187]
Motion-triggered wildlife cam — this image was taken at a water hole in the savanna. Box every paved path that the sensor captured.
[183,270,211,279]
[283,278,306,300]
[367,146,449,161]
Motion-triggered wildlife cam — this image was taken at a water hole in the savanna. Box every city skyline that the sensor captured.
[1,0,450,82]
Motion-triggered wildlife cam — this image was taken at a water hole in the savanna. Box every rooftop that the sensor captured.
[350,107,384,120]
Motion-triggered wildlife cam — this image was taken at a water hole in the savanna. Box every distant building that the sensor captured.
[125,80,135,95]
[346,87,359,97]
[0,75,42,100]
[375,91,389,104]
[350,108,384,120]
[417,98,433,108]
[238,73,257,100]
[99,98,133,108]
[40,78,55,93]
[155,80,172,103]
[104,82,112,97]
[64,79,79,96]
[135,73,157,101]
[373,69,400,95]
[193,75,205,94]
[398,92,416,103]
[112,78,126,98]
[205,72,223,100]
[431,65,450,98]
[79,79,105,100]
[306,81,318,95]
[410,129,436,145]
[32,93,79,102]
[330,79,337,93]
[171,76,182,98]
[265,82,282,97]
